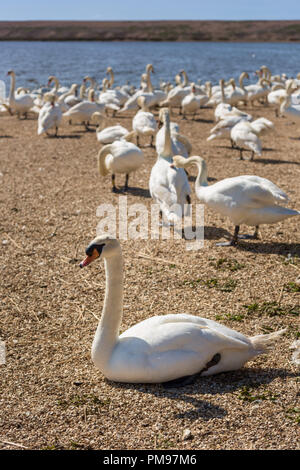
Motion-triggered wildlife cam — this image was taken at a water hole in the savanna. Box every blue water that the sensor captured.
[1,41,300,91]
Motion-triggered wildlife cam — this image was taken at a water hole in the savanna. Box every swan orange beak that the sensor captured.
[79,248,99,268]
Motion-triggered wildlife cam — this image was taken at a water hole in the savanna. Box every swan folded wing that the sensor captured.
[239,176,289,204]
[117,318,251,382]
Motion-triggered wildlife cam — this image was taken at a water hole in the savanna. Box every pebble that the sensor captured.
[182,429,193,441]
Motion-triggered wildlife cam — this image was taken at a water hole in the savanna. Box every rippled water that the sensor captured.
[1,41,300,92]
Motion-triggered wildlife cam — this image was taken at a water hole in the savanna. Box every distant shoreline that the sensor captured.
[0,20,300,42]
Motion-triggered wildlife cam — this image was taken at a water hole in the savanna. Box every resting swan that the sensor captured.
[171,155,300,246]
[79,235,286,386]
[97,138,145,192]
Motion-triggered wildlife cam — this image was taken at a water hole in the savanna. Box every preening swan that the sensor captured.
[96,119,133,144]
[79,235,286,386]
[37,92,62,137]
[171,155,300,246]
[97,138,145,192]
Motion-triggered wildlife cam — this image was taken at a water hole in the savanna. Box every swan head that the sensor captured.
[170,155,190,169]
[157,107,169,128]
[7,70,15,77]
[80,236,120,268]
[146,64,154,73]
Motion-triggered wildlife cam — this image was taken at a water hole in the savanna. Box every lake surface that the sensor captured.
[1,41,300,91]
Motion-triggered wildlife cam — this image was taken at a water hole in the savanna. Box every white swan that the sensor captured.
[96,118,134,144]
[149,108,191,224]
[97,139,145,192]
[279,95,300,123]
[172,155,299,246]
[245,78,270,106]
[63,89,105,130]
[225,74,249,105]
[230,120,262,160]
[132,96,157,147]
[160,69,190,113]
[7,70,34,118]
[181,83,207,119]
[155,108,192,159]
[267,80,299,116]
[229,117,273,159]
[78,235,286,385]
[37,92,62,137]
[207,114,252,145]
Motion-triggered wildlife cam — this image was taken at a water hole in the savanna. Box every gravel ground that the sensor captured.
[0,101,299,450]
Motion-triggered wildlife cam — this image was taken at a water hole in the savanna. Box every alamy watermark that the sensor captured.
[96,196,205,251]
[0,340,5,365]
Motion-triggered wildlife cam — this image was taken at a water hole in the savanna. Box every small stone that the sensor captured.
[182,429,193,441]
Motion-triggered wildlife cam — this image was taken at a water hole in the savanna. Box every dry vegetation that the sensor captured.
[1,20,300,42]
[0,100,299,451]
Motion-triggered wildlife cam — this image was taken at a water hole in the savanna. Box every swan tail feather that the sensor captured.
[250,329,286,354]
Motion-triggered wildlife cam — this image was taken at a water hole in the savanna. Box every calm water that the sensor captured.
[1,41,300,91]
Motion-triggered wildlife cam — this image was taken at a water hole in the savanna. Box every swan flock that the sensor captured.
[3,63,299,386]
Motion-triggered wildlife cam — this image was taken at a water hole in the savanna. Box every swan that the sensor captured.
[78,234,286,386]
[132,96,157,147]
[156,108,192,158]
[118,64,160,113]
[245,78,270,106]
[267,80,299,116]
[57,83,78,107]
[279,95,300,123]
[97,138,145,192]
[230,120,262,160]
[7,70,34,118]
[160,69,190,113]
[37,92,62,137]
[225,73,249,105]
[149,108,191,224]
[95,117,134,144]
[98,78,121,116]
[181,83,207,119]
[63,89,105,130]
[105,67,130,106]
[171,155,299,246]
[207,114,252,145]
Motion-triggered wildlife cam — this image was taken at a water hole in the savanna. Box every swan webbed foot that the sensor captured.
[238,226,260,240]
[216,226,239,247]
[216,240,238,247]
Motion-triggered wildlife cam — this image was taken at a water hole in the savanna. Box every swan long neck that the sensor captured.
[181,70,188,87]
[184,156,208,199]
[97,145,112,176]
[220,80,225,103]
[91,251,123,370]
[8,72,16,102]
[160,112,173,158]
[107,68,114,88]
[239,72,248,91]
[146,71,153,93]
